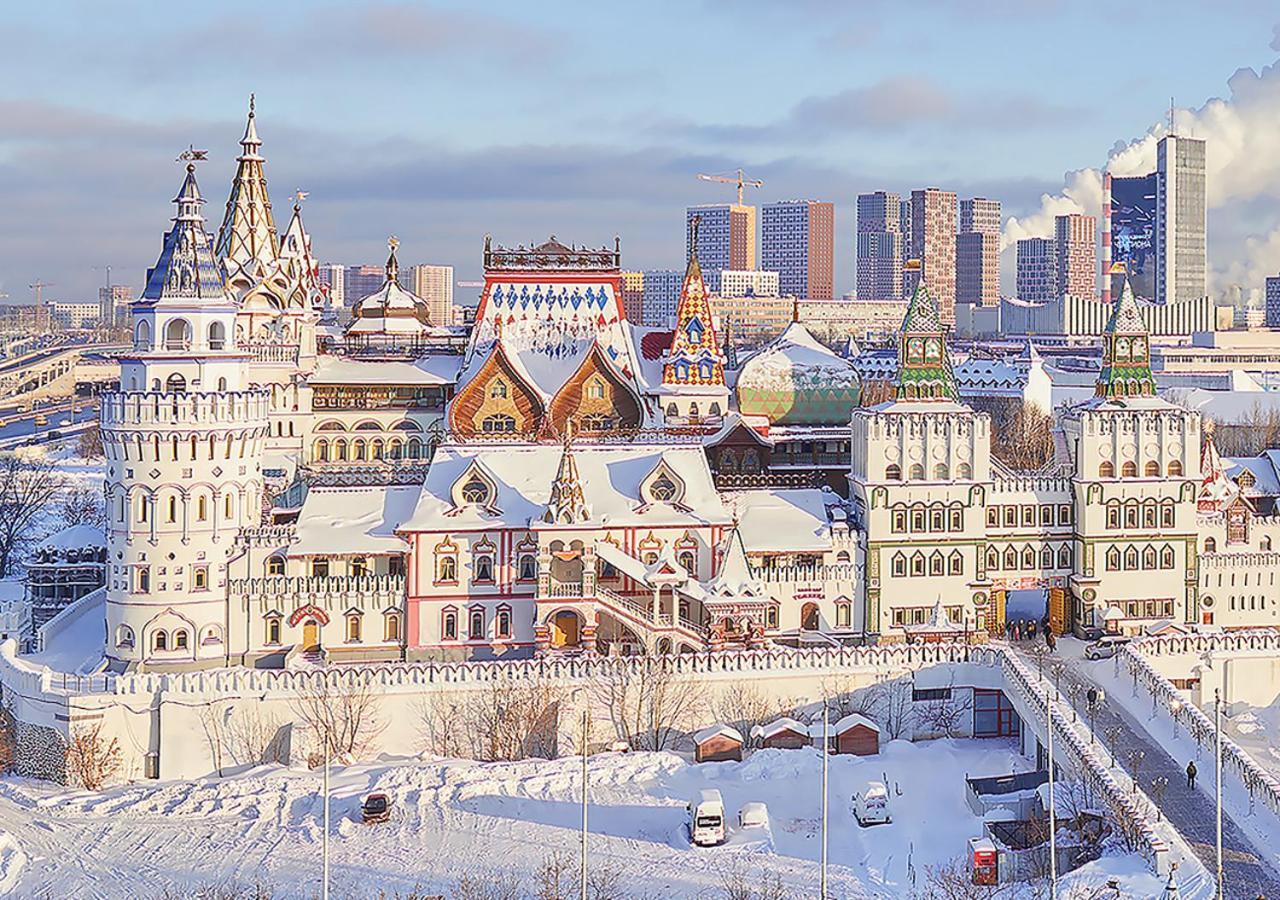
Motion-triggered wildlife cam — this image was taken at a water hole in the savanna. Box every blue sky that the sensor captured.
[1,0,1278,300]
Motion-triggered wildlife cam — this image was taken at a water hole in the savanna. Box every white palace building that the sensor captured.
[52,102,1280,674]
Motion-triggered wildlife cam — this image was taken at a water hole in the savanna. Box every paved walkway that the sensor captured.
[1015,644,1280,900]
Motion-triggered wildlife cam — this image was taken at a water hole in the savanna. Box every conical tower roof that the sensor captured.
[277,197,324,313]
[1095,278,1157,399]
[663,214,724,386]
[141,164,231,304]
[893,281,957,401]
[542,421,591,525]
[215,94,281,294]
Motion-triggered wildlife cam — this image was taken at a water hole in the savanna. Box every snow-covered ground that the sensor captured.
[0,739,1162,898]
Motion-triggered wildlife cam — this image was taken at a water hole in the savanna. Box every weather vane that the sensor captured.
[292,189,309,207]
[177,145,208,163]
[388,235,400,252]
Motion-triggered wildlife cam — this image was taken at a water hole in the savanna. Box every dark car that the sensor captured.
[361,792,391,824]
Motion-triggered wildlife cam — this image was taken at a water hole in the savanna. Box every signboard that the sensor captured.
[1109,174,1157,302]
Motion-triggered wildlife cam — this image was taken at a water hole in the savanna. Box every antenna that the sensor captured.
[1168,97,1175,135]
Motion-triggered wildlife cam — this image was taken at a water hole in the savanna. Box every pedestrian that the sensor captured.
[1186,760,1197,790]
[1029,620,1038,640]
[1047,631,1057,652]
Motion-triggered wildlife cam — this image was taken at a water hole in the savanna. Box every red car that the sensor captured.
[361,792,391,824]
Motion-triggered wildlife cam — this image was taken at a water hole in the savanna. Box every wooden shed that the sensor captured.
[832,713,880,756]
[693,724,745,762]
[751,717,810,750]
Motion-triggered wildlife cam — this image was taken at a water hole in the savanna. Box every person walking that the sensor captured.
[1186,760,1197,790]
[1046,630,1057,652]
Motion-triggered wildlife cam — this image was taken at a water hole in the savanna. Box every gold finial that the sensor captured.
[249,92,256,117]
[388,235,400,252]
[291,189,309,211]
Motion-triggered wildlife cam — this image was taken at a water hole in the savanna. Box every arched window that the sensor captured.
[496,608,512,639]
[1098,461,1115,478]
[836,550,851,563]
[1040,546,1054,568]
[949,551,963,575]
[518,553,538,581]
[929,553,944,576]
[986,546,1000,570]
[648,473,679,502]
[585,378,606,400]
[689,402,700,418]
[1003,547,1017,569]
[489,379,508,399]
[208,321,226,350]
[153,630,168,651]
[347,615,361,642]
[442,609,458,641]
[351,557,369,578]
[166,373,187,393]
[1058,545,1071,569]
[1021,546,1035,569]
[1121,461,1137,478]
[174,629,189,651]
[1167,460,1183,476]
[1144,461,1160,477]
[315,440,330,462]
[461,477,491,505]
[910,552,926,576]
[934,463,949,480]
[266,556,285,577]
[677,550,695,573]
[225,493,234,519]
[1105,546,1120,570]
[116,625,134,648]
[1262,537,1273,552]
[1160,545,1175,568]
[265,617,281,645]
[957,462,973,479]
[385,614,401,642]
[892,553,906,577]
[166,496,177,523]
[353,439,367,460]
[885,464,901,481]
[1204,537,1216,553]
[1123,546,1139,570]
[438,556,457,583]
[1142,546,1157,569]
[468,608,485,639]
[474,553,494,583]
[134,319,151,350]
[165,318,191,350]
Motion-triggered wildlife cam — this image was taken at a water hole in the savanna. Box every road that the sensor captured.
[0,400,99,446]
[1019,640,1280,900]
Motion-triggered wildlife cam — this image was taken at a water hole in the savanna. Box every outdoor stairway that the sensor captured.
[593,586,706,646]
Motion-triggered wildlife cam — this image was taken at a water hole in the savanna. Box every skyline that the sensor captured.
[3,1,1280,303]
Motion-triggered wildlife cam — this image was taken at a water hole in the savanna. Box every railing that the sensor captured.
[246,343,300,365]
[544,581,585,599]
[101,389,271,427]
[229,574,407,598]
[754,563,859,584]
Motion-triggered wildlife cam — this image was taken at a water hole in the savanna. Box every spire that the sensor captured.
[1197,422,1240,513]
[277,194,323,313]
[543,420,591,524]
[723,317,738,370]
[215,94,281,294]
[1095,278,1156,399]
[385,235,400,285]
[662,215,725,386]
[141,162,230,304]
[894,281,957,401]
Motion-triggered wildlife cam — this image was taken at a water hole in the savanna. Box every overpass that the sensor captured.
[0,343,124,403]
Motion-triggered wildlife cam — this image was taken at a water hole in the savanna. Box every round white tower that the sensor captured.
[102,161,270,671]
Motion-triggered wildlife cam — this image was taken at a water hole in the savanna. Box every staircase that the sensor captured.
[594,586,706,647]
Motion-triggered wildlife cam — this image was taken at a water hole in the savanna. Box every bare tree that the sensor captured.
[198,703,230,777]
[453,871,524,900]
[1211,406,1280,457]
[0,455,65,578]
[415,694,470,760]
[292,676,386,764]
[990,404,1054,472]
[916,679,974,740]
[64,721,122,790]
[714,682,789,749]
[0,701,16,774]
[60,483,106,529]
[76,425,104,460]
[720,866,789,900]
[225,706,285,767]
[422,679,564,762]
[535,852,625,900]
[594,657,708,751]
[820,674,884,721]
[879,677,916,741]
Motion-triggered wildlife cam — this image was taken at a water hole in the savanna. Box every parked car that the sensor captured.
[361,792,391,824]
[737,801,769,831]
[1084,635,1132,660]
[853,781,892,826]
[686,789,726,847]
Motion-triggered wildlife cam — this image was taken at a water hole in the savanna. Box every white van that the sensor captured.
[853,781,892,826]
[687,789,726,846]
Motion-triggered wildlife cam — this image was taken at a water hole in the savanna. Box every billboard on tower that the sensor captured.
[1106,173,1157,303]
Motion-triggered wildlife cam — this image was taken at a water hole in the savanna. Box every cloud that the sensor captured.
[1002,58,1280,299]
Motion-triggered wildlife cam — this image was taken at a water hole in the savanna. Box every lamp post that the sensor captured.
[1104,725,1122,768]
[1127,749,1145,797]
[1047,702,1058,900]
[322,719,330,900]
[1215,688,1223,900]
[1085,687,1102,745]
[821,703,829,900]
[1151,776,1169,821]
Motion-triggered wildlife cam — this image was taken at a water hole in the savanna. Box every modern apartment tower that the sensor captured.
[1054,213,1097,300]
[856,191,903,302]
[956,198,1000,307]
[405,264,454,327]
[1266,276,1280,329]
[620,271,645,322]
[1016,238,1058,303]
[687,205,756,293]
[761,200,835,299]
[641,269,683,326]
[1156,134,1207,305]
[910,188,958,325]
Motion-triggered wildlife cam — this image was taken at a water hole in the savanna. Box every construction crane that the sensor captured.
[29,281,54,305]
[697,168,764,206]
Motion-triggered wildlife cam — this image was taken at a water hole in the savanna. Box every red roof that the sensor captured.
[640,330,673,360]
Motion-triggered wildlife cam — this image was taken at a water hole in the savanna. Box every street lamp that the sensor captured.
[1104,725,1123,768]
[821,703,829,900]
[1066,683,1081,723]
[1127,749,1145,796]
[1151,776,1169,821]
[1085,687,1103,745]
[1214,688,1223,900]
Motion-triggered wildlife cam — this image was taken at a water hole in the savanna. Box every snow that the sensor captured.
[724,489,832,554]
[291,485,419,557]
[692,724,742,745]
[0,831,27,895]
[736,322,860,392]
[833,713,879,735]
[309,354,462,386]
[36,523,105,553]
[24,587,104,673]
[0,739,1161,898]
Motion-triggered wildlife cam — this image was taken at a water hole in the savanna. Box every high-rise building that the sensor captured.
[687,204,756,292]
[856,192,903,302]
[317,263,345,308]
[1156,134,1207,305]
[47,301,103,329]
[99,284,133,326]
[1016,238,1058,303]
[641,269,683,326]
[760,200,834,299]
[910,188,958,324]
[1103,173,1158,303]
[958,198,1001,236]
[345,265,385,305]
[1054,213,1097,300]
[956,198,1000,307]
[717,269,780,299]
[899,198,913,261]
[620,271,645,322]
[405,264,454,327]
[1266,276,1280,329]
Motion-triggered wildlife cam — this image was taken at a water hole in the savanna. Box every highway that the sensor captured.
[0,399,99,448]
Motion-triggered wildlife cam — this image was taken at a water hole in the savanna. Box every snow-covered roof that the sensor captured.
[833,713,880,735]
[37,524,106,553]
[291,485,419,556]
[346,311,433,335]
[693,724,743,745]
[403,442,729,532]
[738,322,860,391]
[750,717,809,741]
[309,355,462,386]
[725,489,832,554]
[1225,455,1280,497]
[1170,387,1280,424]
